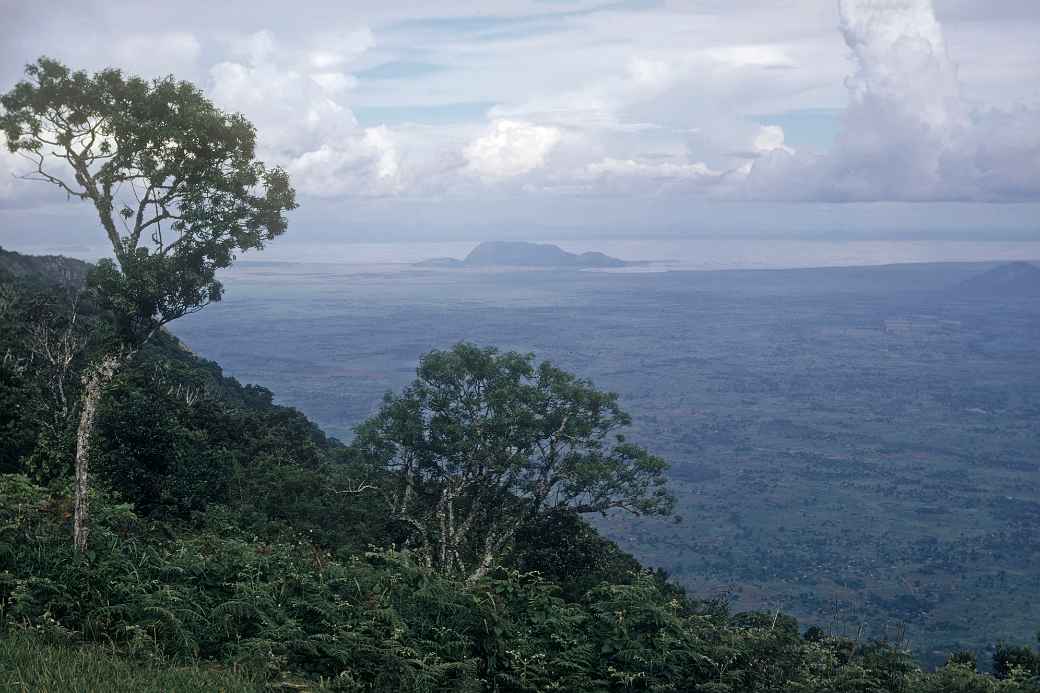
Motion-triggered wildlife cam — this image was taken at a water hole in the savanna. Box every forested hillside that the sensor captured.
[2,247,1039,691]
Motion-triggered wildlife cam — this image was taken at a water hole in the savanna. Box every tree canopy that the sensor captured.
[352,342,675,581]
[1,56,296,345]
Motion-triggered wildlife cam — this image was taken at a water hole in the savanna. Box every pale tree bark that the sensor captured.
[466,526,520,585]
[73,353,125,553]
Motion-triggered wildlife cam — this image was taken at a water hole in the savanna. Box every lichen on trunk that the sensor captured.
[73,353,124,552]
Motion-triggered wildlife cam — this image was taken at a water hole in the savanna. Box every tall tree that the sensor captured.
[351,343,675,582]
[1,57,296,550]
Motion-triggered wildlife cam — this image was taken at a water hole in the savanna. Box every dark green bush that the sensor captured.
[3,474,1037,691]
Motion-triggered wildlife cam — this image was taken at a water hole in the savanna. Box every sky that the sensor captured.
[1,0,1039,254]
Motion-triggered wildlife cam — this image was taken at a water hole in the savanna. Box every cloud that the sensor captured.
[752,126,791,155]
[208,28,403,197]
[285,126,400,197]
[110,32,202,78]
[0,133,28,200]
[705,44,796,70]
[625,57,674,93]
[743,0,1040,202]
[307,28,376,69]
[464,119,562,178]
[229,29,278,66]
[569,157,726,196]
[310,72,358,94]
[2,0,1040,211]
[208,32,357,153]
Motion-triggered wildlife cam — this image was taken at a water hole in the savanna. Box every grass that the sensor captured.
[0,630,263,693]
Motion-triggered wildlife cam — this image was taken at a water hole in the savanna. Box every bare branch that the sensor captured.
[331,479,376,496]
[16,150,88,200]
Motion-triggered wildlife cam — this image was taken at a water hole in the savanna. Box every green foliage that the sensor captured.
[0,365,35,474]
[0,259,364,550]
[511,510,692,607]
[1,60,295,331]
[352,342,675,580]
[913,661,1040,693]
[89,337,361,532]
[994,640,1040,681]
[2,474,1036,692]
[0,629,263,692]
[94,377,233,516]
[0,264,96,480]
[1,57,297,346]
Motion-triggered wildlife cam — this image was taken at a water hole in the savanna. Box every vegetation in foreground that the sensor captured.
[1,467,1039,693]
[0,629,261,692]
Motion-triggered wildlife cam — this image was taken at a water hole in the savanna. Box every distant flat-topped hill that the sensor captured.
[956,261,1040,298]
[416,241,630,268]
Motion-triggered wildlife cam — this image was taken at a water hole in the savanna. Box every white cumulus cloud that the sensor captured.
[286,126,400,197]
[572,157,726,196]
[464,120,562,179]
[208,28,402,198]
[309,72,357,94]
[307,28,375,70]
[743,0,1040,202]
[753,126,792,155]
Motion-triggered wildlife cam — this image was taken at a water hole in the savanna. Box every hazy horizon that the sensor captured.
[6,237,1040,275]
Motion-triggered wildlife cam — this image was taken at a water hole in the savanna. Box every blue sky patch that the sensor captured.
[387,0,661,38]
[753,108,843,152]
[357,61,447,81]
[354,101,496,126]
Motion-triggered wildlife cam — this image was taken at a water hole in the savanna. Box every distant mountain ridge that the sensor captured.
[956,261,1040,298]
[0,245,90,287]
[416,241,631,268]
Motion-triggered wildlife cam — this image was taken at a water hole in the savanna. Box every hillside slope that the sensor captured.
[0,245,90,286]
[1,248,1037,691]
[957,261,1040,298]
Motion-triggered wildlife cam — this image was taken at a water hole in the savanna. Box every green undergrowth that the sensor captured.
[0,629,261,692]
[2,475,1039,692]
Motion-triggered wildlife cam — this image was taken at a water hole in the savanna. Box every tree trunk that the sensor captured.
[73,353,124,552]
[465,526,517,585]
